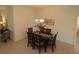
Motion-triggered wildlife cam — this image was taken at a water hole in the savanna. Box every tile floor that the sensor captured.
[0,39,78,54]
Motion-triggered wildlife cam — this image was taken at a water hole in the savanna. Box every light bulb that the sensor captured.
[40,19,44,23]
[35,19,38,22]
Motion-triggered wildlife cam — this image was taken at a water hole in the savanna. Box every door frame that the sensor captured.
[74,16,79,48]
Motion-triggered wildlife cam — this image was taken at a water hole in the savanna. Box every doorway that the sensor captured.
[74,16,79,50]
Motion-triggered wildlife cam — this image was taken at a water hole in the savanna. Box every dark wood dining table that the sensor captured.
[27,29,58,53]
[33,31,53,40]
[27,29,56,53]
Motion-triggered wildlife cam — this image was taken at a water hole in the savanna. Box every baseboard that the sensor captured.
[57,39,74,46]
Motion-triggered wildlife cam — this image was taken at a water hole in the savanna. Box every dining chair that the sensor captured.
[33,33,48,53]
[47,32,58,52]
[40,28,45,33]
[27,32,34,47]
[28,28,33,33]
[51,32,58,52]
[45,28,51,34]
[27,28,33,46]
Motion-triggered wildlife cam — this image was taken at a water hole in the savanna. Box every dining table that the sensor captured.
[33,31,53,40]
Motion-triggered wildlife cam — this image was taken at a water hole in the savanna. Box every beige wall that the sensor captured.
[7,6,14,40]
[36,6,79,45]
[13,6,37,41]
[3,6,79,45]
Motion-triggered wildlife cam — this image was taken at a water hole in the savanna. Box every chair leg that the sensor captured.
[4,39,7,43]
[27,40,30,47]
[8,36,10,40]
[39,46,41,54]
[32,44,35,50]
[44,46,47,52]
[52,44,54,52]
[54,44,56,49]
[27,43,29,47]
[52,46,54,52]
[45,48,47,52]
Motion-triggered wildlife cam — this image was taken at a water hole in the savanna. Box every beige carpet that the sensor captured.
[0,39,77,54]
